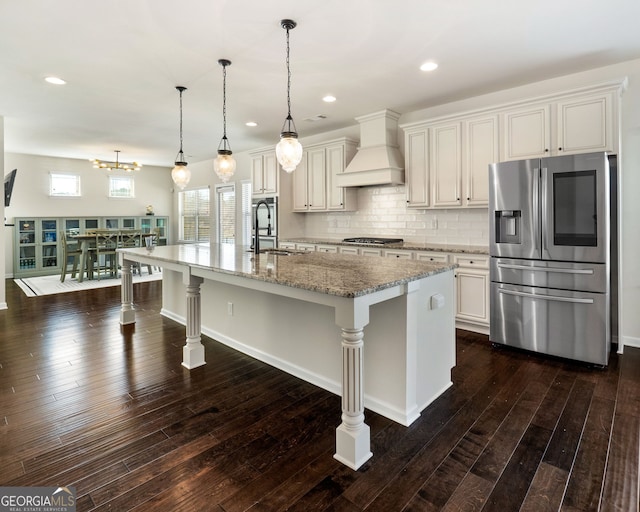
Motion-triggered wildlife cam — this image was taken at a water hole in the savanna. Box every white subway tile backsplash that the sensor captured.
[303,186,489,247]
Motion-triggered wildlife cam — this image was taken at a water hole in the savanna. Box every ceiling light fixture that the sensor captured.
[323,95,337,103]
[246,121,258,127]
[171,86,190,190]
[213,59,236,183]
[420,61,439,72]
[275,19,303,173]
[45,76,66,85]
[92,150,142,172]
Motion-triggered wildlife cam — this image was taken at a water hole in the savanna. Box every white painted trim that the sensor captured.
[622,335,640,349]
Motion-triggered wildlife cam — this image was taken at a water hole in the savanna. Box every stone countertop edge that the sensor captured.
[280,237,489,255]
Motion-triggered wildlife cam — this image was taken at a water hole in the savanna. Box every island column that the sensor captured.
[334,300,373,470]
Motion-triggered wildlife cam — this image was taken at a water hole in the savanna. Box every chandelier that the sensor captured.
[92,150,142,172]
[275,19,303,173]
[213,59,236,182]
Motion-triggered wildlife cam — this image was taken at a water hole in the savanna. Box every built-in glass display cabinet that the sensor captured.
[16,218,60,276]
[13,216,169,277]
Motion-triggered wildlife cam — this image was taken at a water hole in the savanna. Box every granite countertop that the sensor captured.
[280,237,489,255]
[118,243,456,299]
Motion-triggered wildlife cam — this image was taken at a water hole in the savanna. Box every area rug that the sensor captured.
[15,271,162,297]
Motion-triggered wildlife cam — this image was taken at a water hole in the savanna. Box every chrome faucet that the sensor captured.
[253,199,272,254]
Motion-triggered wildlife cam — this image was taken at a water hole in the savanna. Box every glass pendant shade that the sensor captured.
[276,134,303,173]
[171,161,190,190]
[171,86,190,190]
[214,59,236,182]
[214,150,236,182]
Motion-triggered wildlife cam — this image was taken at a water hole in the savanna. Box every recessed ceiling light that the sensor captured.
[246,121,258,127]
[45,76,66,85]
[419,62,438,72]
[323,95,337,103]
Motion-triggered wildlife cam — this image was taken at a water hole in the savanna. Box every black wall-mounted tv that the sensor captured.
[4,169,17,207]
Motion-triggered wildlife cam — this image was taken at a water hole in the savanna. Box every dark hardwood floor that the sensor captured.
[0,278,638,511]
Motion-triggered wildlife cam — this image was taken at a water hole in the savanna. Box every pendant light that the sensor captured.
[213,59,236,182]
[275,19,303,173]
[171,86,191,190]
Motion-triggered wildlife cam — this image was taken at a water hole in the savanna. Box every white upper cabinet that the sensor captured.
[251,148,279,196]
[464,114,499,206]
[292,138,357,212]
[307,146,327,211]
[405,130,429,207]
[403,80,623,209]
[403,114,497,209]
[555,91,614,155]
[501,104,551,161]
[430,122,462,207]
[501,87,618,161]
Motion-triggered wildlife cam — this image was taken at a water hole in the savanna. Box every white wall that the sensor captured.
[0,117,5,308]
[3,153,173,277]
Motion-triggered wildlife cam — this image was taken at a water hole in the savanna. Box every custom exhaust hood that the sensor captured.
[335,109,405,187]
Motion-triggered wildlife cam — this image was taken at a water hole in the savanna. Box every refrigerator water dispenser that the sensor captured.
[495,210,521,244]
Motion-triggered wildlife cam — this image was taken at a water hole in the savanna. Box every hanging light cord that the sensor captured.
[178,88,184,154]
[285,24,292,119]
[174,86,187,164]
[217,60,232,152]
[222,64,228,139]
[280,19,298,136]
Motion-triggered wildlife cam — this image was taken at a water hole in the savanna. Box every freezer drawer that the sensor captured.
[490,258,608,293]
[490,282,610,365]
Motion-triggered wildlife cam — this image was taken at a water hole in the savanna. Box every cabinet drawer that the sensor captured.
[316,245,338,253]
[296,243,316,252]
[453,254,489,269]
[339,246,360,255]
[384,250,413,260]
[361,248,383,257]
[279,242,296,250]
[415,252,449,263]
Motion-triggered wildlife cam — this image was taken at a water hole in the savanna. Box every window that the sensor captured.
[179,187,210,242]
[50,173,81,197]
[109,175,135,198]
[216,184,235,244]
[241,181,252,245]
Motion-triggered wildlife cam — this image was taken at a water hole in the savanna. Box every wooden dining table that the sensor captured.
[69,229,153,282]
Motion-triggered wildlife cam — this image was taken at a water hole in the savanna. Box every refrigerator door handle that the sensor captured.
[533,166,541,255]
[540,166,547,255]
[496,263,594,275]
[498,288,594,304]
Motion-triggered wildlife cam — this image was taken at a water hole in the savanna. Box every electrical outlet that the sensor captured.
[227,302,233,316]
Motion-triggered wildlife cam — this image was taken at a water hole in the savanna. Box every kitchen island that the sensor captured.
[117,243,456,470]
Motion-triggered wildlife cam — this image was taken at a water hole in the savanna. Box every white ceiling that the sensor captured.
[2,0,640,167]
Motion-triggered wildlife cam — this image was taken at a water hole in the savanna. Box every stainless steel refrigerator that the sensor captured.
[489,152,617,365]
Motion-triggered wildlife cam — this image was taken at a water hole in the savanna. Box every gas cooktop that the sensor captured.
[342,237,404,245]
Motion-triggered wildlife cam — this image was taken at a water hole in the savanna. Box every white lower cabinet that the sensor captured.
[338,246,360,255]
[453,255,489,332]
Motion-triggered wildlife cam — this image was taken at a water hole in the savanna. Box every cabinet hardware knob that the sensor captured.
[467,197,470,201]
[558,147,562,151]
[544,148,549,152]
[470,261,474,264]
